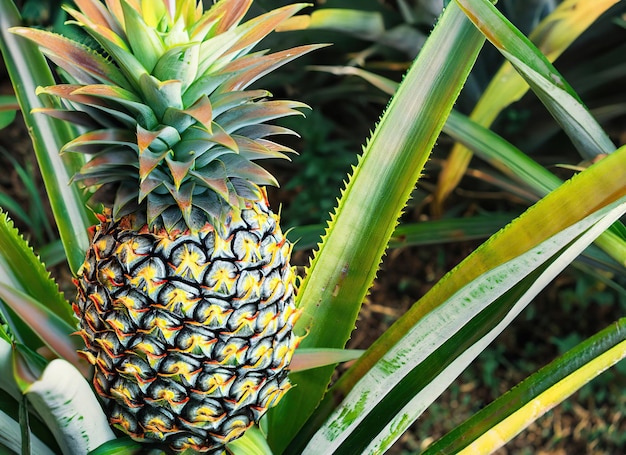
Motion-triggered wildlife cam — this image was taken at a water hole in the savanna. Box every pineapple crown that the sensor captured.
[12,0,320,231]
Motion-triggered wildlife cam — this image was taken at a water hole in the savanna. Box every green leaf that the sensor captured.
[227,426,274,455]
[19,395,30,455]
[424,318,626,454]
[456,0,614,158]
[0,211,74,326]
[8,27,129,89]
[290,349,364,373]
[86,437,142,455]
[267,3,487,452]
[289,214,515,251]
[26,359,115,454]
[12,343,48,394]
[435,0,618,209]
[0,94,18,129]
[0,406,55,455]
[39,240,69,269]
[0,284,84,371]
[300,192,626,454]
[313,66,625,271]
[293,9,386,40]
[0,0,93,274]
[443,110,626,266]
[0,338,19,400]
[444,109,561,198]
[120,0,165,73]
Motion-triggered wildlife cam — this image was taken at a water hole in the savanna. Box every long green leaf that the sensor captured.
[268,4,487,451]
[0,408,55,455]
[303,193,626,454]
[0,385,59,454]
[82,436,145,455]
[443,110,626,266]
[294,145,626,452]
[424,318,626,454]
[0,211,73,325]
[19,395,30,455]
[26,359,115,455]
[434,0,618,210]
[0,0,92,274]
[0,284,84,371]
[456,0,614,158]
[0,338,19,400]
[85,437,142,455]
[289,214,514,251]
[228,426,274,455]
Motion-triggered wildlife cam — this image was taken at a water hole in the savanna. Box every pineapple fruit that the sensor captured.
[13,0,317,452]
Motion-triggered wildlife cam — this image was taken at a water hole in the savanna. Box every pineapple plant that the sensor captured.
[11,0,319,452]
[1,1,626,454]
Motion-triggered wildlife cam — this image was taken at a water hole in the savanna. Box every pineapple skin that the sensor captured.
[73,194,301,453]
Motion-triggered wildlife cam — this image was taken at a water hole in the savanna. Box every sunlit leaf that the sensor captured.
[267,4,487,451]
[434,0,619,211]
[290,349,363,373]
[26,359,115,454]
[425,318,626,454]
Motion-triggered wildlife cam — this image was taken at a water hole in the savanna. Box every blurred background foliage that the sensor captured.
[1,0,625,453]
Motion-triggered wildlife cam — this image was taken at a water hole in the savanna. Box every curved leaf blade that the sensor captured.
[0,0,92,274]
[296,145,626,453]
[424,318,626,454]
[0,211,73,325]
[227,425,274,455]
[269,4,487,451]
[0,284,84,371]
[443,110,626,266]
[26,359,115,455]
[0,408,55,455]
[86,437,142,455]
[434,0,619,210]
[306,193,626,455]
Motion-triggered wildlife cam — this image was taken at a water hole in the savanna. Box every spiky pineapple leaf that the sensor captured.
[227,425,273,455]
[335,64,626,266]
[267,3,487,451]
[119,0,165,73]
[214,3,309,60]
[63,4,146,90]
[0,211,73,325]
[424,318,626,454]
[0,284,84,370]
[72,0,125,36]
[290,349,364,373]
[218,44,328,93]
[434,0,619,210]
[0,1,92,274]
[26,359,115,455]
[298,181,626,454]
[8,27,129,88]
[85,437,142,455]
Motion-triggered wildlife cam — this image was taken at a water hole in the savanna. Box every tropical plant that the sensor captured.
[0,1,624,455]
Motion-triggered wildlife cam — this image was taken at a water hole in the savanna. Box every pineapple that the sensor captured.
[13,0,318,452]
